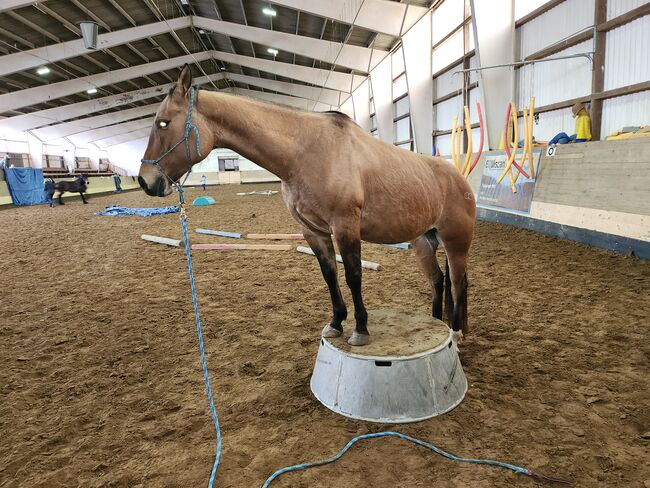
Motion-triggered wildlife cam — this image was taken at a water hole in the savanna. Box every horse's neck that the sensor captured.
[200,92,309,180]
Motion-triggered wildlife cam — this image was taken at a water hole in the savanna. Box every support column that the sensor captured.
[352,80,371,132]
[470,0,516,149]
[369,55,395,144]
[590,0,607,141]
[402,11,433,155]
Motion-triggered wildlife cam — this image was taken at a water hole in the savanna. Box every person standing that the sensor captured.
[200,174,207,191]
[44,178,55,207]
[113,174,122,193]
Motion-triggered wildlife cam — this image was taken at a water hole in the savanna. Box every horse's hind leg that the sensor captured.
[302,229,347,338]
[412,230,444,320]
[57,192,64,205]
[446,250,469,339]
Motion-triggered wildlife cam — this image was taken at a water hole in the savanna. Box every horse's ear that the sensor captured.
[176,64,193,96]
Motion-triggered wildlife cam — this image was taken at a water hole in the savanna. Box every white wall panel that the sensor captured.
[607,0,646,19]
[601,90,650,137]
[517,41,592,107]
[517,0,595,59]
[604,16,650,90]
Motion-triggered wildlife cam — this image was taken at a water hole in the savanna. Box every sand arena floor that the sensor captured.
[1,183,648,487]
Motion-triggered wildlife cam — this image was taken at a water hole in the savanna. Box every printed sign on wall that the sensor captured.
[477,149,542,214]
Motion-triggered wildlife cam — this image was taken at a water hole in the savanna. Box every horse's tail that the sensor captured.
[444,255,453,322]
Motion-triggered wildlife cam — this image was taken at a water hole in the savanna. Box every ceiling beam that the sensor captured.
[0,73,224,133]
[225,87,332,112]
[225,72,344,106]
[0,51,213,113]
[211,50,363,92]
[193,16,386,72]
[94,128,151,148]
[69,117,154,145]
[0,18,191,77]
[33,103,160,142]
[0,1,45,13]
[268,0,428,37]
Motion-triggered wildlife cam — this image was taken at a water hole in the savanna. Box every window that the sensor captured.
[44,154,64,169]
[391,47,405,79]
[218,157,239,172]
[394,96,410,118]
[394,116,412,143]
[75,156,91,170]
[5,153,31,168]
[392,74,408,99]
[99,158,110,171]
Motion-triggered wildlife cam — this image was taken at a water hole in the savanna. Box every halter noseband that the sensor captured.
[140,86,202,189]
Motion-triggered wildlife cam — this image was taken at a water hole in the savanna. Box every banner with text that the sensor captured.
[477,149,542,214]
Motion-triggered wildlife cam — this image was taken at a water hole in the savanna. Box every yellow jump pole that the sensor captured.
[461,105,473,176]
[528,96,536,178]
[497,103,519,186]
[455,123,462,169]
[451,115,458,168]
[512,107,529,184]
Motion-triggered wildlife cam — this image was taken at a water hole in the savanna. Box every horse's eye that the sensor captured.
[158,120,170,129]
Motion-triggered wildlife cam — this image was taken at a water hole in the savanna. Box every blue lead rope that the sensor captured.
[177,189,221,487]
[149,87,568,488]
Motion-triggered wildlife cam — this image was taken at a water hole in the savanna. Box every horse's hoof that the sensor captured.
[322,324,342,338]
[347,331,370,346]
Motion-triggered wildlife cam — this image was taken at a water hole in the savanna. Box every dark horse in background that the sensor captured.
[54,174,89,205]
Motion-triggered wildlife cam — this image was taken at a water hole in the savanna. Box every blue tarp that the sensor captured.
[2,166,49,206]
[95,205,180,217]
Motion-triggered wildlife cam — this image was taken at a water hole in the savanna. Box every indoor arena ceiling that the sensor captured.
[0,0,434,137]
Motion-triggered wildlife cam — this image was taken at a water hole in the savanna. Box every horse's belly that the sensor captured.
[360,203,438,244]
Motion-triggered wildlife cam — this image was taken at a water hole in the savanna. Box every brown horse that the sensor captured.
[139,65,475,347]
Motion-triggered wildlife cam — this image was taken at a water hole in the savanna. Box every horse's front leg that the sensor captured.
[302,229,347,338]
[333,220,368,346]
[57,192,64,205]
[80,192,88,204]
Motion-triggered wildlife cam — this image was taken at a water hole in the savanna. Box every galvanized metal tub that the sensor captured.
[310,309,467,423]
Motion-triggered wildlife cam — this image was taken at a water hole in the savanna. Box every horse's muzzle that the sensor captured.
[138,175,169,197]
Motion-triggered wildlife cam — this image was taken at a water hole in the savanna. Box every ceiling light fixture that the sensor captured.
[262,7,277,16]
[36,66,50,75]
[198,29,205,34]
[267,48,278,56]
[87,87,98,94]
